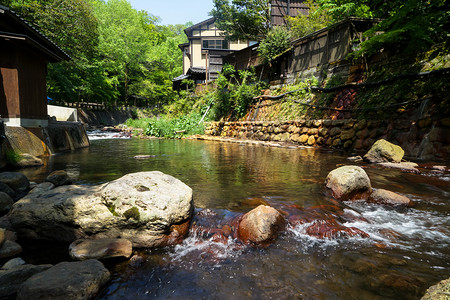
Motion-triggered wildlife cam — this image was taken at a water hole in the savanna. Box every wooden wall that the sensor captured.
[0,40,48,121]
[271,0,308,26]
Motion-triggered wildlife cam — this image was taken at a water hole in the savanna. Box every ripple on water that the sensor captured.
[343,202,450,258]
[87,130,131,140]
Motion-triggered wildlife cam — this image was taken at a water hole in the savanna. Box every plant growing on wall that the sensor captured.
[258,26,291,65]
[286,0,332,39]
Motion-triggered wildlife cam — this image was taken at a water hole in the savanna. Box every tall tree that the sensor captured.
[210,0,271,41]
[317,0,449,56]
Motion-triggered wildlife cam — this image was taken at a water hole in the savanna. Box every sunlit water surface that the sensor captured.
[20,133,450,300]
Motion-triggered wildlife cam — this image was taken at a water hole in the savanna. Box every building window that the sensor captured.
[202,39,229,49]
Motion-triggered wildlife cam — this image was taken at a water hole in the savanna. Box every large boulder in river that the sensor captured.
[17,260,110,300]
[9,171,193,248]
[325,166,372,201]
[363,139,404,163]
[237,205,285,247]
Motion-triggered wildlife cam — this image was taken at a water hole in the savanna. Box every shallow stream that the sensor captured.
[19,134,450,299]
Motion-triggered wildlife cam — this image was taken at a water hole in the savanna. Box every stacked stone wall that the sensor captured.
[205,118,450,160]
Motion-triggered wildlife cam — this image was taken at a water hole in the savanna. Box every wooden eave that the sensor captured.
[184,17,215,37]
[0,31,66,62]
[0,5,70,62]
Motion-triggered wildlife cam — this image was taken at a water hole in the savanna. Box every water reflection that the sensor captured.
[18,138,450,299]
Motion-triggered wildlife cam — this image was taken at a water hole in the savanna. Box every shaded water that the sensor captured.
[21,137,450,299]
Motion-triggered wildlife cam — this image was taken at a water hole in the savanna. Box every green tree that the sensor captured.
[210,0,271,41]
[317,0,449,56]
[4,0,107,103]
[286,0,332,39]
[258,26,291,65]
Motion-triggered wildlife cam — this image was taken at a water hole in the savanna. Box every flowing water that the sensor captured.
[20,133,450,299]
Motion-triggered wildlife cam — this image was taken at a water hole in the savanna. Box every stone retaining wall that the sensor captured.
[205,118,450,160]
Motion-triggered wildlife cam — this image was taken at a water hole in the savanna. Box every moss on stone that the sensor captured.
[124,207,140,221]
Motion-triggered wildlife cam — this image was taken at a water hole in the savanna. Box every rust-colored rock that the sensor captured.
[305,219,369,239]
[237,205,285,247]
[368,189,415,207]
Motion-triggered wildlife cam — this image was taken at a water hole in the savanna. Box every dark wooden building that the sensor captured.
[271,0,308,26]
[0,5,70,128]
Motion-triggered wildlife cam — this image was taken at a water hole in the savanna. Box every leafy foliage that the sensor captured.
[142,113,206,138]
[317,0,450,57]
[286,0,332,39]
[210,0,271,41]
[258,26,291,65]
[3,0,188,107]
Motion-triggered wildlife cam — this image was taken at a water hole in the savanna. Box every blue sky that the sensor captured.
[128,0,214,26]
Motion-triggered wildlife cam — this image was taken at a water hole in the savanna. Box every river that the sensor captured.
[19,133,450,299]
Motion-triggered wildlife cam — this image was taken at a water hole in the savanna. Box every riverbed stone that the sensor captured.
[0,172,29,192]
[14,153,43,168]
[368,189,415,207]
[364,139,404,163]
[46,170,72,187]
[325,166,372,201]
[0,264,53,298]
[307,135,315,145]
[28,182,55,195]
[0,240,22,259]
[237,205,285,247]
[69,238,133,261]
[0,182,14,198]
[421,277,450,300]
[17,260,110,300]
[1,257,25,270]
[0,192,13,215]
[9,171,193,248]
[378,162,419,173]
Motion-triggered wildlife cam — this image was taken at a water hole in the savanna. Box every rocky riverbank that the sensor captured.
[0,139,448,298]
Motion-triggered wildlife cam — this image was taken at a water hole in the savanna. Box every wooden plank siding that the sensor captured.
[271,0,308,26]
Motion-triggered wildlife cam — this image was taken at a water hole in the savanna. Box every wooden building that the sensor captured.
[225,18,379,84]
[0,5,70,128]
[173,18,252,90]
[271,0,308,26]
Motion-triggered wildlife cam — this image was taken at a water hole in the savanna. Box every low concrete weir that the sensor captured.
[3,120,89,159]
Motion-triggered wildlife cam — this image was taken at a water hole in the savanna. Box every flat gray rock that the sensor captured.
[17,260,110,300]
[10,171,193,248]
[0,240,22,259]
[69,238,133,261]
[0,264,52,298]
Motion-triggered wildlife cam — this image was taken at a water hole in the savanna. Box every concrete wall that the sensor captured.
[47,105,78,122]
[205,118,450,161]
[3,121,89,160]
[77,108,132,127]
